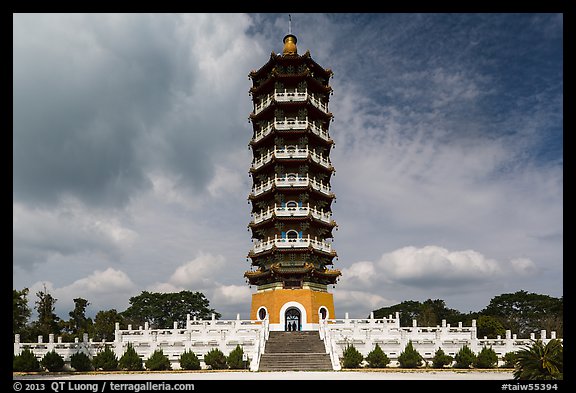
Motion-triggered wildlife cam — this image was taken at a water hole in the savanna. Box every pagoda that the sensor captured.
[245,33,341,331]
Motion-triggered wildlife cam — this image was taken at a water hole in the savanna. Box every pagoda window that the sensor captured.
[286,230,299,241]
[287,173,297,182]
[286,201,298,210]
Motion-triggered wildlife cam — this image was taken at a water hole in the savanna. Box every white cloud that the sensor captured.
[212,285,253,307]
[333,289,392,317]
[28,268,137,318]
[378,246,502,285]
[510,257,538,275]
[167,252,226,288]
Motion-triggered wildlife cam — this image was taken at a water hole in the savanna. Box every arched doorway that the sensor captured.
[285,307,301,331]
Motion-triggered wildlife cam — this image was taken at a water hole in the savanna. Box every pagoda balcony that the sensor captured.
[253,89,330,116]
[250,175,334,198]
[250,146,333,171]
[250,203,334,225]
[250,234,334,255]
[252,117,332,144]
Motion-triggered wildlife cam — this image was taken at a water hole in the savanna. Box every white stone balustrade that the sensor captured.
[252,117,331,144]
[250,234,334,255]
[250,175,334,198]
[15,312,561,371]
[253,90,330,116]
[251,203,334,225]
[251,146,333,171]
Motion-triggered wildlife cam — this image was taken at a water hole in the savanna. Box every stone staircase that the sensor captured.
[258,331,333,371]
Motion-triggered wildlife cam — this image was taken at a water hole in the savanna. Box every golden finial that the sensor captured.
[283,15,297,56]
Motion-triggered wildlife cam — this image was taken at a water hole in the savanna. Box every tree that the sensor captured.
[203,348,228,370]
[13,349,40,372]
[482,291,563,338]
[365,343,390,368]
[476,315,506,339]
[92,347,118,371]
[41,350,65,372]
[119,343,143,371]
[33,284,61,337]
[373,300,422,326]
[13,288,31,335]
[474,346,498,368]
[373,299,466,327]
[227,345,247,369]
[502,352,518,368]
[70,352,93,371]
[431,348,453,368]
[513,339,563,380]
[398,340,423,368]
[454,345,476,368]
[68,298,93,337]
[122,291,221,329]
[93,309,124,342]
[145,349,172,371]
[342,344,363,368]
[179,350,201,370]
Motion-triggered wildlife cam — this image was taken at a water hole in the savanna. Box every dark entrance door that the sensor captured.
[285,307,301,331]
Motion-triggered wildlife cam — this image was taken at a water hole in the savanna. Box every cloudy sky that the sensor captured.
[13,13,563,322]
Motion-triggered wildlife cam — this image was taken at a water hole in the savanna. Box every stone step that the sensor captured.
[258,331,333,371]
[259,353,332,371]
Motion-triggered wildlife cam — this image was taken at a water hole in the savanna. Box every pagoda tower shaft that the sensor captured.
[245,34,341,331]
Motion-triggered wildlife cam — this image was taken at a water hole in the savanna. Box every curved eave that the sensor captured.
[250,53,330,76]
[248,52,280,79]
[250,73,332,96]
[248,215,337,231]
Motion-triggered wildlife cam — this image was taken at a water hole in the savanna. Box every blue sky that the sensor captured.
[13,13,563,321]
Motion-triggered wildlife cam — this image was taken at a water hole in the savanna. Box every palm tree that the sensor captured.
[513,339,563,380]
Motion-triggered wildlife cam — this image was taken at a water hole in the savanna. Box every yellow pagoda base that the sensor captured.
[250,285,335,331]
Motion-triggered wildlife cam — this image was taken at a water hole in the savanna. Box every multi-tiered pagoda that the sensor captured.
[245,34,341,331]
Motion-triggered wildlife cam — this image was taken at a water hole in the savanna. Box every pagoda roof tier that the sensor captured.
[249,117,334,147]
[244,262,341,286]
[249,72,332,96]
[248,51,333,83]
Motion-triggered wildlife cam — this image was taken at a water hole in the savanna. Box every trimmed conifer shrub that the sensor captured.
[342,344,364,368]
[227,345,247,369]
[474,346,498,369]
[203,348,228,370]
[502,352,518,368]
[365,343,390,368]
[119,343,143,371]
[398,340,423,368]
[92,346,118,371]
[431,347,453,368]
[41,350,65,372]
[454,345,476,369]
[179,349,201,370]
[145,349,172,371]
[13,348,41,372]
[70,352,93,371]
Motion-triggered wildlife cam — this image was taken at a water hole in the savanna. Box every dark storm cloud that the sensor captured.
[13,13,238,209]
